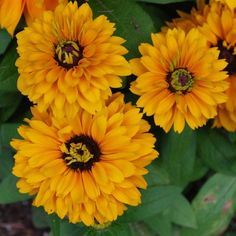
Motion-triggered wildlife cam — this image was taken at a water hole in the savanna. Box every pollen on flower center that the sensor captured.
[218,40,236,75]
[61,135,100,171]
[55,40,83,69]
[167,68,194,94]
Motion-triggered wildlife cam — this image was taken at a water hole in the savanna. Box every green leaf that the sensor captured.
[32,207,50,229]
[0,42,19,92]
[169,194,197,228]
[49,214,61,236]
[0,173,31,203]
[90,0,163,58]
[160,127,197,187]
[197,129,236,175]
[181,174,236,236]
[138,0,194,4]
[144,213,172,236]
[121,186,181,221]
[0,123,21,147]
[190,156,209,182]
[0,146,14,179]
[0,29,12,55]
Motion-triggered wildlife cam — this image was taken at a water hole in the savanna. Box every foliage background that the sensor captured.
[1,0,236,235]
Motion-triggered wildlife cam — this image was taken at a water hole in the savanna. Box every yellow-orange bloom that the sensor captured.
[11,93,158,226]
[16,2,131,118]
[163,0,210,32]
[213,0,236,10]
[199,2,236,131]
[0,0,67,36]
[130,28,229,133]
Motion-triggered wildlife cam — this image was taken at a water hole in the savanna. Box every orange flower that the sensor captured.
[0,0,67,36]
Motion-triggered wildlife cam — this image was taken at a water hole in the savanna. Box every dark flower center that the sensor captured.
[55,40,83,70]
[218,40,236,75]
[167,68,194,94]
[62,135,100,171]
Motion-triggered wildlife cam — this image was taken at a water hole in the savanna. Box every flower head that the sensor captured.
[11,93,157,226]
[16,2,131,118]
[130,28,228,133]
[199,2,236,130]
[0,0,67,36]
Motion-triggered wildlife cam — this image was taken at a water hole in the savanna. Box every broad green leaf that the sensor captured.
[0,123,21,147]
[197,129,236,175]
[90,0,163,58]
[49,214,61,236]
[121,186,181,221]
[161,127,197,187]
[146,163,170,186]
[169,194,197,228]
[144,212,172,236]
[0,173,31,203]
[138,0,194,4]
[190,156,208,182]
[0,29,11,55]
[181,174,236,236]
[32,207,50,229]
[227,132,236,143]
[0,146,14,178]
[0,42,18,92]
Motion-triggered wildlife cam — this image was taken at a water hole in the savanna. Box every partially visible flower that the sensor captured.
[163,0,210,32]
[214,0,236,10]
[130,28,228,133]
[11,93,157,226]
[16,2,131,118]
[199,2,236,131]
[0,0,67,36]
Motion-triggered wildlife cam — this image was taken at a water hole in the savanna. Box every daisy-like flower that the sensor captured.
[199,2,236,131]
[11,93,158,226]
[0,0,67,36]
[163,0,210,33]
[16,2,131,118]
[130,28,229,133]
[214,0,236,10]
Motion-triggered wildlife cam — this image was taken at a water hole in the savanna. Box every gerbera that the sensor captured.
[130,28,228,133]
[16,2,130,118]
[199,2,236,131]
[11,93,158,226]
[0,0,67,36]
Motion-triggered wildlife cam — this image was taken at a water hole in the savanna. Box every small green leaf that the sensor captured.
[181,174,236,236]
[161,127,197,187]
[121,186,181,221]
[0,146,14,178]
[32,207,50,229]
[0,29,12,55]
[0,173,31,203]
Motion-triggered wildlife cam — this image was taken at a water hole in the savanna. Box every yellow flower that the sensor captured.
[199,2,236,131]
[16,2,131,118]
[0,0,67,36]
[11,93,158,226]
[130,28,228,133]
[163,0,210,32]
[213,0,236,10]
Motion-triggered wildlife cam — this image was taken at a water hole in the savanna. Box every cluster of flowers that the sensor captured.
[1,0,235,227]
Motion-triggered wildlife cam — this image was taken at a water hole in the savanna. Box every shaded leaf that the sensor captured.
[0,29,11,55]
[161,127,197,187]
[0,173,31,203]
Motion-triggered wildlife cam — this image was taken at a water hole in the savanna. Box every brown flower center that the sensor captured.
[55,40,83,70]
[167,68,194,94]
[62,135,100,171]
[218,40,236,75]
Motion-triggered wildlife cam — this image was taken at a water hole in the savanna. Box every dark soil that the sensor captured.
[0,201,48,236]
